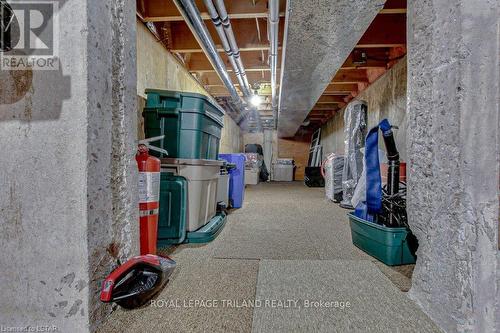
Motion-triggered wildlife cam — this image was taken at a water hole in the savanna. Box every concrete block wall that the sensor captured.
[321,57,408,160]
[0,1,138,332]
[136,20,242,151]
[406,1,499,332]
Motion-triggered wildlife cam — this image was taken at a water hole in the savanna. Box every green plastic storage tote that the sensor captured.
[157,172,188,247]
[348,213,416,266]
[143,89,224,160]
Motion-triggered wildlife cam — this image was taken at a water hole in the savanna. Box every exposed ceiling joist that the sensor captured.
[138,0,407,134]
[312,106,340,111]
[169,14,405,53]
[171,45,274,53]
[143,12,286,22]
[188,48,391,73]
[357,14,406,47]
[139,0,287,21]
[332,69,369,83]
[199,71,272,86]
[379,8,406,14]
[187,50,282,72]
[316,95,346,104]
[168,18,285,53]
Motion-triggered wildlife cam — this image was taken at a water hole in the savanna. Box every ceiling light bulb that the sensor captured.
[250,94,262,107]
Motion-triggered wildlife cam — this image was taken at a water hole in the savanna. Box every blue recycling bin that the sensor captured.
[219,153,245,208]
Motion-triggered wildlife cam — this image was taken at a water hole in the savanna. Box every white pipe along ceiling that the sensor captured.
[268,0,280,127]
[203,0,253,97]
[277,0,386,137]
[173,0,244,104]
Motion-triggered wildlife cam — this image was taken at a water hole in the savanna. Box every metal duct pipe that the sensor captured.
[174,0,241,102]
[213,0,253,97]
[268,0,279,124]
[203,0,248,95]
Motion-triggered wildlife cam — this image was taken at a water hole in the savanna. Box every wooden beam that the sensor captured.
[322,83,357,97]
[137,0,147,19]
[309,114,329,118]
[308,113,334,118]
[340,48,391,69]
[168,19,285,53]
[144,12,286,22]
[190,48,389,73]
[172,45,275,53]
[141,0,287,21]
[206,85,276,96]
[356,14,406,47]
[332,69,369,83]
[383,0,407,10]
[187,50,282,72]
[312,107,340,111]
[321,92,352,96]
[378,0,407,14]
[355,43,405,48]
[170,14,405,52]
[193,67,273,73]
[313,103,341,109]
[379,8,406,14]
[324,84,357,91]
[199,71,271,86]
[316,95,346,104]
[366,68,387,83]
[161,22,173,49]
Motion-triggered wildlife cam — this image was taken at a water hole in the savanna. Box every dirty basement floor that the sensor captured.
[99,182,441,333]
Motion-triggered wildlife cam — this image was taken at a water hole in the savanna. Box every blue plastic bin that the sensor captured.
[219,154,245,208]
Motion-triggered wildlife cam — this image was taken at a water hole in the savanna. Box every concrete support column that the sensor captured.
[407,1,499,332]
[0,0,137,332]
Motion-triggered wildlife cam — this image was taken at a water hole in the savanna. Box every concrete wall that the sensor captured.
[407,1,499,332]
[136,20,242,152]
[220,115,243,153]
[136,20,206,98]
[321,57,407,160]
[0,1,138,332]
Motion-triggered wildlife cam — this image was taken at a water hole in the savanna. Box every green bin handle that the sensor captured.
[156,108,181,117]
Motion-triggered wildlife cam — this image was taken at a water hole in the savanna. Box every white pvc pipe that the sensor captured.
[269,0,280,124]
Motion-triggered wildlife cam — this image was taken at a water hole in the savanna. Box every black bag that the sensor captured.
[245,144,264,155]
[304,167,324,187]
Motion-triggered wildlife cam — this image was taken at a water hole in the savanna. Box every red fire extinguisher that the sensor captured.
[136,136,168,256]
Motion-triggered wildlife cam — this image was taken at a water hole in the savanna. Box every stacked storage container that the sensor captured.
[143,89,224,160]
[143,89,227,246]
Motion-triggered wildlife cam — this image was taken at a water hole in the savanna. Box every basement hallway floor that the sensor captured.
[99,182,441,333]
